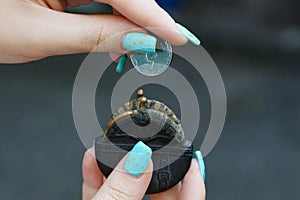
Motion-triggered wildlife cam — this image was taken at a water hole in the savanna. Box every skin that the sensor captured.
[82,148,206,200]
[0,0,188,63]
[1,1,204,198]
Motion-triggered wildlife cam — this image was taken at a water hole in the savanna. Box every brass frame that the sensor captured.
[103,110,135,137]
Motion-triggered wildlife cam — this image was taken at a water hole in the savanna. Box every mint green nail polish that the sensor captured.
[195,151,206,180]
[116,54,127,73]
[123,32,157,54]
[176,23,201,45]
[124,141,152,176]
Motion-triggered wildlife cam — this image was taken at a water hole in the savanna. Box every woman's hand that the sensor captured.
[0,0,187,63]
[82,147,206,200]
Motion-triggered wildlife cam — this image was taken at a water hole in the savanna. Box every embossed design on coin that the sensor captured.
[130,40,172,76]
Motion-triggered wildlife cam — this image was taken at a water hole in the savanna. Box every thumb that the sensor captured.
[94,141,153,200]
[26,7,153,57]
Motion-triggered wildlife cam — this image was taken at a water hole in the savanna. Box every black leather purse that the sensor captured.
[95,89,193,194]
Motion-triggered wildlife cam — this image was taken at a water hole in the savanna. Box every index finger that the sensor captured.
[98,0,188,45]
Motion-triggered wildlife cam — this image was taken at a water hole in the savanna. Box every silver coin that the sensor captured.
[130,40,172,76]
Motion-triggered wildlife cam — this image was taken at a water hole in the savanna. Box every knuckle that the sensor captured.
[85,23,105,51]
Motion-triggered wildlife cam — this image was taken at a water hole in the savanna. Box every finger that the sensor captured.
[82,148,103,200]
[34,0,92,11]
[93,141,153,200]
[113,8,122,16]
[180,159,206,200]
[97,0,188,45]
[36,0,68,11]
[19,3,152,58]
[111,9,124,64]
[66,0,93,7]
[109,52,122,62]
[150,183,181,200]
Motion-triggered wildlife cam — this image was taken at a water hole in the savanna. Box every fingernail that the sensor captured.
[123,32,157,54]
[124,141,152,176]
[176,23,201,45]
[115,54,127,73]
[195,151,206,180]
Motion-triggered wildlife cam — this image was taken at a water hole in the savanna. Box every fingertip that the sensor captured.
[110,152,153,179]
[109,52,122,63]
[96,156,153,200]
[147,25,189,46]
[175,23,201,46]
[180,159,206,199]
[168,22,190,46]
[183,159,203,181]
[189,159,202,174]
[169,32,189,46]
[194,151,206,181]
[182,159,205,187]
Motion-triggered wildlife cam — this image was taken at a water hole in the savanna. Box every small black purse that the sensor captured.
[95,89,193,194]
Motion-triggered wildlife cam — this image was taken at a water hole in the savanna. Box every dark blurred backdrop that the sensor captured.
[1,1,300,199]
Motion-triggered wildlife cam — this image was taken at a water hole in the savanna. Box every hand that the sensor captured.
[0,0,187,63]
[82,148,206,200]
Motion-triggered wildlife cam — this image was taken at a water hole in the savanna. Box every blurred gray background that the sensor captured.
[1,1,300,199]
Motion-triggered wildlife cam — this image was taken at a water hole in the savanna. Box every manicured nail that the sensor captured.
[123,32,157,54]
[116,54,127,73]
[176,23,201,45]
[195,151,206,180]
[124,141,152,176]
